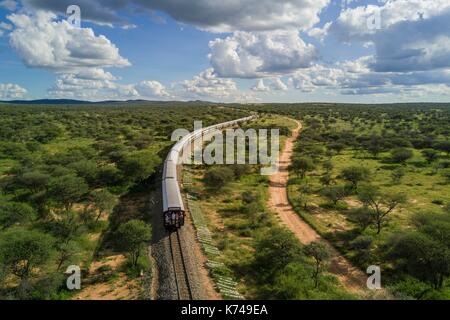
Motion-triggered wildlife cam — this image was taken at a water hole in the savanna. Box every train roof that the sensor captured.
[163,160,177,179]
[162,178,185,212]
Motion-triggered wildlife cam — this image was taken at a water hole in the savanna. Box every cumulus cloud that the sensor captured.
[47,70,172,101]
[5,10,142,101]
[22,0,330,32]
[209,30,317,78]
[304,0,450,97]
[252,78,288,92]
[289,55,450,96]
[0,83,27,99]
[48,70,133,100]
[182,68,256,102]
[7,11,130,71]
[251,79,270,92]
[289,63,348,92]
[319,1,450,74]
[183,68,237,98]
[135,80,170,98]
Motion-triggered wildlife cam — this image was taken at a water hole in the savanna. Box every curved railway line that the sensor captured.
[161,114,257,300]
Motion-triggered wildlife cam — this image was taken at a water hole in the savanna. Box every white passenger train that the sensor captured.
[162,115,256,229]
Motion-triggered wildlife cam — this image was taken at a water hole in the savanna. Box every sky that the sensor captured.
[0,0,449,103]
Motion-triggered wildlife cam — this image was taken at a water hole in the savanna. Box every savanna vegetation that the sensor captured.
[187,115,353,299]
[0,102,248,299]
[1,101,449,300]
[239,103,450,299]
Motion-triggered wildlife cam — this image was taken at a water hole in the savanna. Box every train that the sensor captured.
[162,115,257,230]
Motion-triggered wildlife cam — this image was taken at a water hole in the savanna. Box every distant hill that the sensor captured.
[0,99,94,105]
[0,99,215,106]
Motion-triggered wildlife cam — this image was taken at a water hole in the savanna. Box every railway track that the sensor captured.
[169,230,193,300]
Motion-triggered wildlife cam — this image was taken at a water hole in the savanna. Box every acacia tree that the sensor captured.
[358,185,407,234]
[0,228,54,292]
[366,135,384,158]
[292,157,316,179]
[48,175,89,211]
[321,185,349,206]
[90,189,117,222]
[0,202,36,230]
[304,242,331,288]
[391,148,413,165]
[254,227,303,282]
[117,151,160,183]
[116,220,152,267]
[387,232,450,289]
[341,166,370,189]
[204,167,235,190]
[17,171,50,193]
[348,207,373,232]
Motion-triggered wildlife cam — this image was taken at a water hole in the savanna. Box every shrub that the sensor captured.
[116,220,152,267]
[391,148,413,164]
[341,166,371,189]
[204,166,235,189]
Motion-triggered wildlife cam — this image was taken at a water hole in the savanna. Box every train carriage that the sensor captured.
[162,177,185,229]
[162,115,257,230]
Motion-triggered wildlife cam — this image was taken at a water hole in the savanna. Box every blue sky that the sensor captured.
[0,0,449,103]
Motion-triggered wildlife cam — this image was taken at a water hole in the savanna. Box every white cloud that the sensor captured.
[7,11,130,71]
[0,83,27,99]
[307,22,331,41]
[183,68,237,98]
[182,68,256,102]
[48,70,172,101]
[289,63,347,92]
[209,30,317,78]
[135,80,170,98]
[308,0,450,97]
[251,79,270,92]
[252,78,287,92]
[288,55,450,97]
[271,77,288,91]
[0,0,17,11]
[320,0,450,74]
[23,0,330,32]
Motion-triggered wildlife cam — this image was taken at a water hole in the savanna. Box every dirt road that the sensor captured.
[268,119,378,298]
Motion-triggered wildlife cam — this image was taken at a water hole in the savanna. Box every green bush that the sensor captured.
[204,166,235,190]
